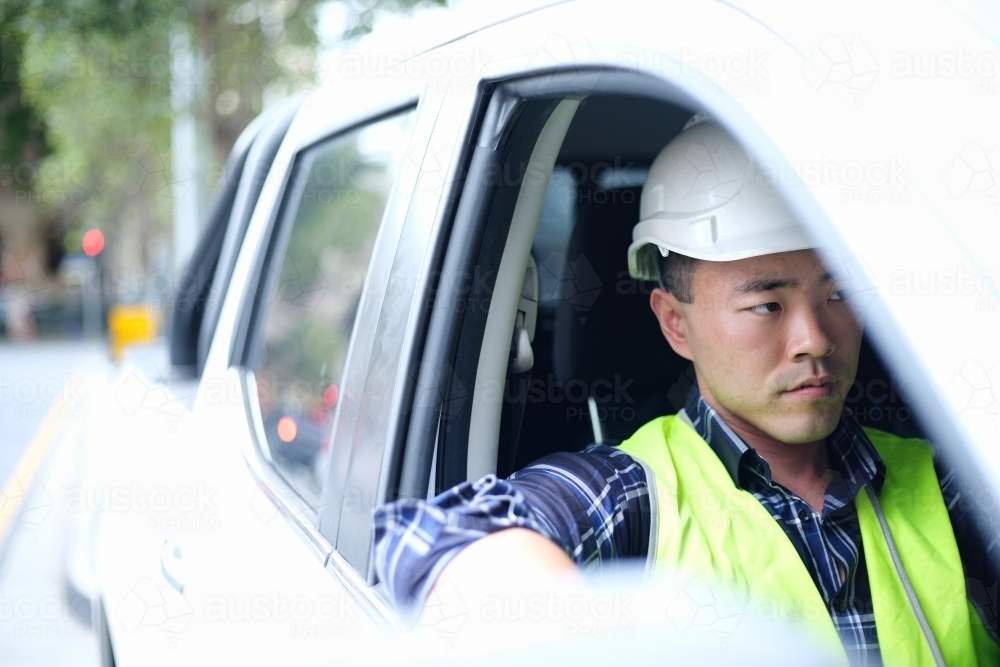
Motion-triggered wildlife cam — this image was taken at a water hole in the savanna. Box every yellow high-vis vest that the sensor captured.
[617,415,998,666]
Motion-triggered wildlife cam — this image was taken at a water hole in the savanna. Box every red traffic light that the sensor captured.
[82,229,105,257]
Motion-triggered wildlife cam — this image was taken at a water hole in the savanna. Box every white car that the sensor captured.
[66,1,999,665]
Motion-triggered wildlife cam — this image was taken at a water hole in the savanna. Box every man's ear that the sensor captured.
[650,288,694,361]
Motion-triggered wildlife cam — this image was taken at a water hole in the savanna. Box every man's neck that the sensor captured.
[697,385,833,513]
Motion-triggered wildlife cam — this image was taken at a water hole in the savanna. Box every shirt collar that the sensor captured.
[681,383,886,498]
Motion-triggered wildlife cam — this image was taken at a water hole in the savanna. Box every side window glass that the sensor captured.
[252,110,415,507]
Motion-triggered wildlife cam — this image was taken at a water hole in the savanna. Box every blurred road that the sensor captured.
[0,340,111,666]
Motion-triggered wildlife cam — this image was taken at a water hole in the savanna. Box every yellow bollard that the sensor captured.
[107,304,159,362]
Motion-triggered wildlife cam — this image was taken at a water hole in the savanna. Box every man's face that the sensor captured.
[651,249,863,445]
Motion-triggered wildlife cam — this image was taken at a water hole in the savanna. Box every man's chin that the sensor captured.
[761,409,843,445]
[768,419,840,445]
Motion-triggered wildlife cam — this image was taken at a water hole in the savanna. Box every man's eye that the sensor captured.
[749,302,781,314]
[830,289,850,302]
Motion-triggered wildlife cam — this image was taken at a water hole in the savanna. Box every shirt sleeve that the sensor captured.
[507,445,651,568]
[371,444,650,611]
[937,460,999,643]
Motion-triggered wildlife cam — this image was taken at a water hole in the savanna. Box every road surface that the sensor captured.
[0,339,111,666]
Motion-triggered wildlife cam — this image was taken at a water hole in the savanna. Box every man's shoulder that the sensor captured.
[516,443,638,471]
[510,442,651,485]
[861,425,934,459]
[616,413,692,458]
[507,416,687,491]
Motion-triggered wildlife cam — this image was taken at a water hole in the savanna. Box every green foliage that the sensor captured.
[12,0,164,36]
[336,0,449,40]
[3,0,443,280]
[1,1,50,165]
[21,25,173,250]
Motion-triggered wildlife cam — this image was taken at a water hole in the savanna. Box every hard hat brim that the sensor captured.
[627,227,817,282]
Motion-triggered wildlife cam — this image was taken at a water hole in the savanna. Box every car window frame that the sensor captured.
[168,109,259,374]
[322,84,460,578]
[327,80,601,583]
[196,97,301,376]
[395,69,704,502]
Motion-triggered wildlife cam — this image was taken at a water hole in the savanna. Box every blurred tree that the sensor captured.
[0,2,49,167]
[22,19,174,296]
[4,0,444,308]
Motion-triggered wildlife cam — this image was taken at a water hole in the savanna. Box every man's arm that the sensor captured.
[430,527,582,602]
[372,445,651,612]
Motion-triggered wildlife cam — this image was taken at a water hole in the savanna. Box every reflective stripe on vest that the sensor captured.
[617,414,997,667]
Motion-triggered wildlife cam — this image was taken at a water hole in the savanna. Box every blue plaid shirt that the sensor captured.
[373,387,999,664]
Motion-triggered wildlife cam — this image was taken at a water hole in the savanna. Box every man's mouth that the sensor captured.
[782,377,837,400]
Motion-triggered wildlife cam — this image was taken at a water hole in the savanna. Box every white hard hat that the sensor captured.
[627,117,814,281]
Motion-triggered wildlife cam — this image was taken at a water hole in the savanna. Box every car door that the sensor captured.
[84,98,301,667]
[183,101,438,664]
[95,79,448,665]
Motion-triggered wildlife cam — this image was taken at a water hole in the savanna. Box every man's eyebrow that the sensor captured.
[733,277,799,293]
[733,272,834,293]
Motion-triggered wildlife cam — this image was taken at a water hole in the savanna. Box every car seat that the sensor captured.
[502,184,690,473]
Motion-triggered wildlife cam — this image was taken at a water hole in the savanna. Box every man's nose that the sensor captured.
[787,303,836,361]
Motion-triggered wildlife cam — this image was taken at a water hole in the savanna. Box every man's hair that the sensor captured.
[657,252,700,303]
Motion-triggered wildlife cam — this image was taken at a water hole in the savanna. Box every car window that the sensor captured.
[250,110,415,508]
[169,121,253,374]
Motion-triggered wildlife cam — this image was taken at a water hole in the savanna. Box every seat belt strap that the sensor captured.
[863,484,946,667]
